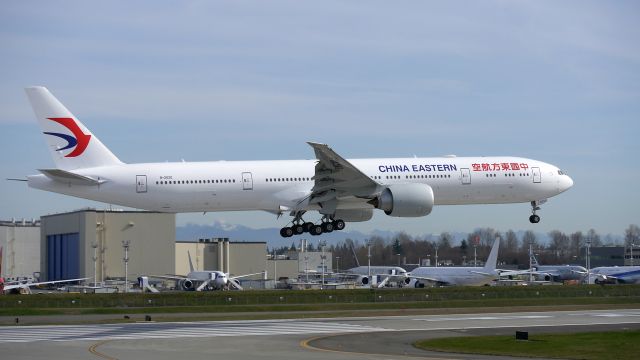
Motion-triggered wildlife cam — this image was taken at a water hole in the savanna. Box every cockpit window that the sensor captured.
[558,170,565,175]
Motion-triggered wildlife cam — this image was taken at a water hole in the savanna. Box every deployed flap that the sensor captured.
[38,169,104,186]
[306,142,379,207]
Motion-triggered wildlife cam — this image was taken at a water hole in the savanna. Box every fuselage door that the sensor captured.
[532,167,541,183]
[242,172,253,190]
[460,168,471,185]
[136,175,147,193]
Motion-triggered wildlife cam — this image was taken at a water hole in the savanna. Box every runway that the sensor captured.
[1,309,639,359]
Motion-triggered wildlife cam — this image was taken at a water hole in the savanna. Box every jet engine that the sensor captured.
[369,184,434,217]
[178,279,194,291]
[405,278,424,288]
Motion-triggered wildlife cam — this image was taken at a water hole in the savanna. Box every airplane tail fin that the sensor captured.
[530,251,540,267]
[25,86,123,170]
[482,238,500,272]
[187,251,195,273]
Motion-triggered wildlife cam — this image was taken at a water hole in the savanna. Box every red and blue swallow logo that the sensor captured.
[43,117,91,157]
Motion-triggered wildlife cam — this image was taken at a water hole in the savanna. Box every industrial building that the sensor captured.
[9,208,336,290]
[40,209,175,282]
[0,219,41,280]
[266,239,333,281]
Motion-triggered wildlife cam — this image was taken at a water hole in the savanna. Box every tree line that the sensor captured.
[270,224,640,269]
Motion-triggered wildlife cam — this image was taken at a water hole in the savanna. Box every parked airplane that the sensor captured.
[406,238,500,286]
[500,248,587,283]
[22,87,573,237]
[148,252,263,291]
[0,247,87,294]
[588,266,640,284]
[340,266,408,288]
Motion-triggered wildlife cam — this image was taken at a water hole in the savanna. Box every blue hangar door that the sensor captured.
[46,233,80,281]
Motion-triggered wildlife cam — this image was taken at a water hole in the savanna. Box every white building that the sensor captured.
[0,219,41,280]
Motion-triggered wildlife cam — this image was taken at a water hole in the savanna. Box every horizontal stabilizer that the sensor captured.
[39,169,105,186]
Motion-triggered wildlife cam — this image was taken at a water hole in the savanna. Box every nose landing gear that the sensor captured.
[529,200,543,223]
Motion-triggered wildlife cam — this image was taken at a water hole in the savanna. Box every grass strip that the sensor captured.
[414,330,640,360]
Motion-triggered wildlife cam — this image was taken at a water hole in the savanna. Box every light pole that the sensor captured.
[273,249,277,285]
[319,240,327,290]
[586,239,591,284]
[435,245,439,267]
[92,242,98,287]
[304,255,309,283]
[122,240,130,293]
[473,244,477,267]
[367,240,372,288]
[335,256,340,273]
[529,243,534,283]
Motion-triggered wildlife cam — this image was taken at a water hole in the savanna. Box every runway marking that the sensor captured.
[300,334,453,360]
[0,321,389,343]
[415,315,552,321]
[88,340,118,360]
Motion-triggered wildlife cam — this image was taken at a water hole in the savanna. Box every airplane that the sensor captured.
[21,87,574,237]
[339,266,408,288]
[500,247,587,283]
[147,251,263,291]
[588,266,640,285]
[406,237,500,286]
[0,246,87,294]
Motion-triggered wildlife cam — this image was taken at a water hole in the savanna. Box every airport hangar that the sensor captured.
[4,209,329,287]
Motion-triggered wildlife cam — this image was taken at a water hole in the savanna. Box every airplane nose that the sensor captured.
[561,175,574,192]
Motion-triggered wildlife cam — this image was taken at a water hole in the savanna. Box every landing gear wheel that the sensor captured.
[303,222,315,233]
[332,219,346,231]
[321,222,334,233]
[280,227,294,237]
[529,214,540,223]
[310,225,323,236]
[292,223,304,235]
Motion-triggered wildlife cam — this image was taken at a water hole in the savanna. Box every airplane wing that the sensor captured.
[498,269,554,277]
[408,275,443,283]
[148,275,188,281]
[377,276,390,288]
[196,280,212,291]
[3,278,88,292]
[229,272,264,280]
[227,278,243,290]
[306,142,379,209]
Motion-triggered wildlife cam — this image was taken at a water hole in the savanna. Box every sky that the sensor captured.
[1,1,638,237]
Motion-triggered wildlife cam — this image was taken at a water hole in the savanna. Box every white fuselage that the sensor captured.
[589,266,640,284]
[409,267,499,286]
[27,156,573,214]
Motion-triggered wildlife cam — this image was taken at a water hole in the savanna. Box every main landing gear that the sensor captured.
[529,200,541,224]
[279,215,346,238]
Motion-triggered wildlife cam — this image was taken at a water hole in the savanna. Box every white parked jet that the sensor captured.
[340,266,408,288]
[407,238,500,286]
[22,87,574,237]
[499,247,587,283]
[148,252,263,291]
[588,266,640,285]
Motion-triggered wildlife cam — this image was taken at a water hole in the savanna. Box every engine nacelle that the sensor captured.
[373,184,434,217]
[405,278,424,288]
[360,276,369,285]
[334,209,373,222]
[178,279,194,291]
